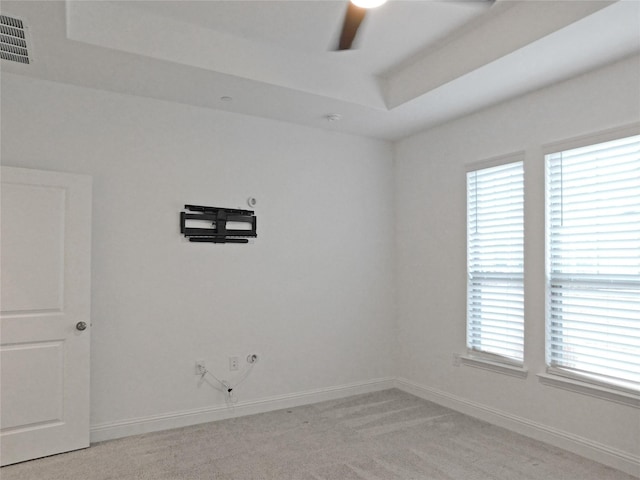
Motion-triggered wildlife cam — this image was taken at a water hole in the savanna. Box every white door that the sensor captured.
[0,166,92,466]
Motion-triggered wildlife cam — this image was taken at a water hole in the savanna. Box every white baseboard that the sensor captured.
[395,377,640,478]
[90,377,395,443]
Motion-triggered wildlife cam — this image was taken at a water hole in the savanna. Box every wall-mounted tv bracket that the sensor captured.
[180,204,257,244]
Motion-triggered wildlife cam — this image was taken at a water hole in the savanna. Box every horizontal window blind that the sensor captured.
[467,161,524,363]
[546,134,640,390]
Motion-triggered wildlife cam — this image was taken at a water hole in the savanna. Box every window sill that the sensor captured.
[538,372,640,408]
[461,355,528,379]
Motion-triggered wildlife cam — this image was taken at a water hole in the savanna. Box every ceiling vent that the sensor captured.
[0,14,30,64]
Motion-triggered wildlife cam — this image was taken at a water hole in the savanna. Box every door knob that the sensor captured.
[76,321,87,331]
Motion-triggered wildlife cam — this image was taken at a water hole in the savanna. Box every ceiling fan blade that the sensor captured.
[336,2,367,51]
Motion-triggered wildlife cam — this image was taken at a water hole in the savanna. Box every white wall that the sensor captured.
[1,74,396,433]
[2,53,639,474]
[395,54,640,470]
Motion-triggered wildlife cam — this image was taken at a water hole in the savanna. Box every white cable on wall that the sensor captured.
[199,356,257,405]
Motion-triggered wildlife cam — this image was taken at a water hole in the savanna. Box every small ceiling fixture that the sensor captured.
[351,0,387,8]
[326,113,342,122]
[334,0,493,51]
[220,96,233,102]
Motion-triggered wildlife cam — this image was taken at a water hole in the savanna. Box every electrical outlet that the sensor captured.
[229,356,239,371]
[195,360,206,375]
[452,353,461,367]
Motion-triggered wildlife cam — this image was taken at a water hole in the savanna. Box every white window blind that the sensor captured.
[546,134,640,391]
[467,161,524,364]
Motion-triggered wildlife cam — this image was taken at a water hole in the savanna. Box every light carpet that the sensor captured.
[1,389,636,479]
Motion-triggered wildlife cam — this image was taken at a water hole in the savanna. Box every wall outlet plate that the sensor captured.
[195,360,206,375]
[452,353,461,367]
[229,356,239,371]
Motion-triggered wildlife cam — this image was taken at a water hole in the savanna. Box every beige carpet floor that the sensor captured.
[1,389,636,480]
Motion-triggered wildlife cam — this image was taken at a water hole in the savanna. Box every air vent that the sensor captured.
[0,15,29,64]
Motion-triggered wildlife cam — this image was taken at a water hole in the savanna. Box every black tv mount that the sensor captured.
[180,204,257,244]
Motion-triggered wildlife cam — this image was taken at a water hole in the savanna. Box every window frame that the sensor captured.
[466,153,526,369]
[542,125,640,397]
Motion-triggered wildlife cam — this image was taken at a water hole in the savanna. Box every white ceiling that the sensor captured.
[1,0,639,140]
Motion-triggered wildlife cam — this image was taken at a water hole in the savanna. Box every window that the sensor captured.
[546,135,640,392]
[467,160,524,364]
